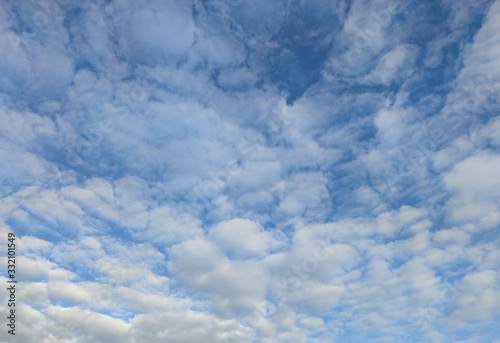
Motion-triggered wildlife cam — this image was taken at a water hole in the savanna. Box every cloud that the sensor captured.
[0,1,73,101]
[209,218,286,259]
[0,0,500,342]
[447,270,500,326]
[361,45,419,85]
[46,306,132,343]
[117,0,196,66]
[444,152,500,229]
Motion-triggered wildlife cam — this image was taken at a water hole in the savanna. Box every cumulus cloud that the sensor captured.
[444,153,500,229]
[209,218,286,259]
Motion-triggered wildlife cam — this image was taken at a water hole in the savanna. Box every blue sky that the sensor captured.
[1,0,500,342]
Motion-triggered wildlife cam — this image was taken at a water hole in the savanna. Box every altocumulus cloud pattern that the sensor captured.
[0,0,500,342]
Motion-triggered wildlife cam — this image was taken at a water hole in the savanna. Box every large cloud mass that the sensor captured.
[1,0,500,342]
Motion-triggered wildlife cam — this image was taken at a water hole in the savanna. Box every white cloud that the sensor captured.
[209,218,285,259]
[46,305,132,343]
[444,152,500,229]
[217,67,258,89]
[361,45,419,85]
[339,0,400,74]
[118,0,196,65]
[0,1,73,100]
[448,270,500,325]
[18,256,78,282]
[131,310,251,343]
[276,172,330,219]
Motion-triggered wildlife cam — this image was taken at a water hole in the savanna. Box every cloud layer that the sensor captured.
[1,0,500,342]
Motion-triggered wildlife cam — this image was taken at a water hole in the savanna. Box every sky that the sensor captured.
[0,0,500,342]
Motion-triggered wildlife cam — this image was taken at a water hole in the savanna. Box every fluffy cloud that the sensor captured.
[444,153,500,229]
[209,218,286,259]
